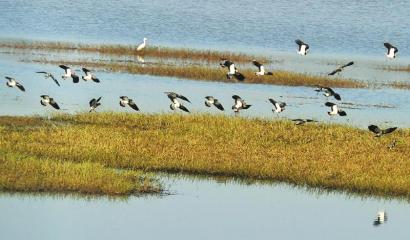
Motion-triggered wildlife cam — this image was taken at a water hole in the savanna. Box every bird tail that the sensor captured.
[266,72,273,75]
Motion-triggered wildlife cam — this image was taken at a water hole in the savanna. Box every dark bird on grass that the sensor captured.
[232,95,251,114]
[220,59,245,81]
[59,65,79,83]
[82,68,100,83]
[368,125,397,137]
[295,39,309,55]
[325,102,346,116]
[373,211,387,226]
[292,119,317,125]
[328,61,354,75]
[252,60,273,76]
[119,96,139,111]
[89,97,102,112]
[40,95,60,110]
[5,77,25,92]
[36,71,60,86]
[269,98,286,113]
[323,87,341,100]
[165,92,190,112]
[205,96,224,111]
[384,42,398,59]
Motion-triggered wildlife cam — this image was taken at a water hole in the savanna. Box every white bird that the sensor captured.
[89,97,102,112]
[119,96,140,111]
[328,61,354,75]
[295,39,309,55]
[82,68,100,83]
[325,102,346,116]
[165,92,190,113]
[220,59,245,81]
[373,211,387,226]
[205,96,224,111]
[384,42,398,59]
[232,95,251,114]
[5,77,25,92]
[269,98,286,113]
[136,37,148,51]
[40,95,60,110]
[59,65,79,83]
[252,60,273,76]
[36,71,60,86]
[368,125,397,137]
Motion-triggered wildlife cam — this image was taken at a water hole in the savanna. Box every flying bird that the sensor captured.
[136,37,148,51]
[40,95,60,110]
[36,71,60,86]
[295,39,309,55]
[165,92,190,112]
[325,102,346,116]
[269,98,286,113]
[59,65,79,83]
[119,96,140,111]
[384,43,398,59]
[292,119,317,125]
[328,61,354,75]
[205,96,224,111]
[89,97,102,112]
[232,95,251,114]
[252,60,273,76]
[5,77,25,92]
[373,211,387,226]
[82,68,100,83]
[220,59,245,81]
[368,125,397,137]
[323,87,341,100]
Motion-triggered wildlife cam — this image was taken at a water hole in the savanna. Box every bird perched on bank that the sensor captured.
[119,96,140,111]
[269,98,286,113]
[220,59,245,81]
[368,125,397,137]
[89,97,102,112]
[136,37,147,51]
[232,95,251,114]
[325,102,346,116]
[252,60,273,76]
[295,39,309,55]
[373,211,387,226]
[384,42,398,59]
[205,96,224,111]
[40,95,60,110]
[36,71,60,86]
[328,61,354,75]
[59,65,79,83]
[5,77,25,92]
[292,119,317,125]
[82,68,100,83]
[316,86,341,100]
[165,92,190,112]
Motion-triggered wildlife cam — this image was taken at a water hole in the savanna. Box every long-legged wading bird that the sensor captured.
[325,102,346,116]
[368,125,397,137]
[205,96,224,111]
[328,61,354,75]
[36,71,60,86]
[40,95,60,110]
[232,95,251,114]
[59,65,80,83]
[136,37,147,51]
[220,59,245,81]
[82,68,100,83]
[384,42,398,59]
[252,60,273,76]
[119,96,140,111]
[165,92,190,112]
[269,98,286,114]
[5,77,25,92]
[89,97,102,112]
[295,39,309,55]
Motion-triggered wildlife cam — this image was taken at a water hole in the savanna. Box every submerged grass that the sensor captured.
[1,113,409,199]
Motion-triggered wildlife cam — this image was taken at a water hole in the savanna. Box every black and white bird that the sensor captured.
[165,92,190,113]
[323,87,341,100]
[36,71,60,86]
[269,98,286,113]
[119,96,140,111]
[368,125,397,137]
[82,68,100,83]
[205,96,224,111]
[220,59,245,81]
[295,39,309,55]
[40,95,60,110]
[325,102,346,116]
[5,77,25,92]
[384,43,398,59]
[89,97,102,112]
[232,95,251,113]
[292,119,317,125]
[59,65,79,83]
[328,61,354,75]
[373,211,387,226]
[252,60,273,76]
[136,37,147,51]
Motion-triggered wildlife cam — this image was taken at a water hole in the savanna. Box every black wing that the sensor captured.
[295,39,304,46]
[384,42,393,50]
[341,61,354,68]
[128,100,140,111]
[177,94,191,103]
[82,68,91,74]
[382,127,397,135]
[232,95,241,100]
[214,100,224,111]
[368,125,382,134]
[234,72,245,81]
[179,105,190,113]
[49,99,60,110]
[328,69,340,76]
[325,102,336,107]
[59,65,69,71]
[72,73,80,83]
[252,60,262,69]
[16,82,25,92]
[268,98,277,105]
[36,71,48,74]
